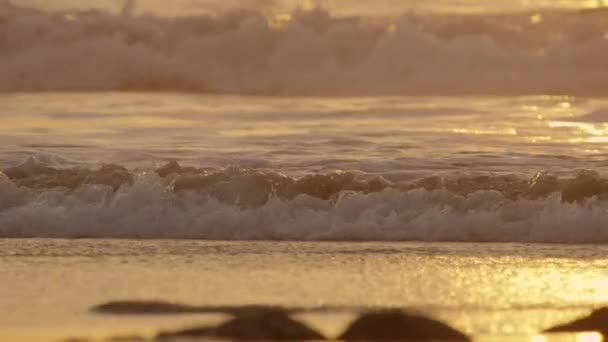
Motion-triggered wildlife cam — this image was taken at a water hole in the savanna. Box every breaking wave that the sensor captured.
[1,3,608,95]
[2,158,608,242]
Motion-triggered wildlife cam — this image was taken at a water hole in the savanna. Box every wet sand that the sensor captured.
[1,240,607,341]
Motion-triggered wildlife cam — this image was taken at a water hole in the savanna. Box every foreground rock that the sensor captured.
[92,300,358,316]
[93,301,203,314]
[156,308,325,341]
[339,310,470,341]
[544,308,608,335]
[93,301,297,316]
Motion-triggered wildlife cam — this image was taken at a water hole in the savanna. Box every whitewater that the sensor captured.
[2,2,608,242]
[2,93,608,242]
[1,2,608,95]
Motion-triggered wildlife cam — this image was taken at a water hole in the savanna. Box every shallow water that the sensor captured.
[0,240,606,341]
[3,93,608,173]
[3,94,608,242]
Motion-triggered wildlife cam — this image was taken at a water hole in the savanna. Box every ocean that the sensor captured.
[3,94,608,342]
[2,1,608,341]
[2,93,608,242]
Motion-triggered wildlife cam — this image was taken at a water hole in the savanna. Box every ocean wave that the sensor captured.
[1,3,608,95]
[2,158,608,242]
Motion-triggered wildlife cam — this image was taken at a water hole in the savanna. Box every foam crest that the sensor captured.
[1,4,608,95]
[6,159,608,204]
[2,160,608,242]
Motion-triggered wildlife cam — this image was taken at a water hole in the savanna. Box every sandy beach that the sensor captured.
[1,240,607,341]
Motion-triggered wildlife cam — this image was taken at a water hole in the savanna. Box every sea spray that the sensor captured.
[1,4,608,95]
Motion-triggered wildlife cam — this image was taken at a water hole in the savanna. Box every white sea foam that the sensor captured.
[2,159,608,242]
[1,4,608,95]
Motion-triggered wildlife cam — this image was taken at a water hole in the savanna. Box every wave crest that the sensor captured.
[5,158,608,204]
[2,4,608,95]
[2,158,608,242]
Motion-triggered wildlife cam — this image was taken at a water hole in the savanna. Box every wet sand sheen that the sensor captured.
[1,240,607,341]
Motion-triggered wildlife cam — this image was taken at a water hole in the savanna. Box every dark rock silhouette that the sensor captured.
[92,300,360,316]
[544,308,608,336]
[93,301,201,314]
[156,308,326,341]
[339,310,470,341]
[93,301,291,316]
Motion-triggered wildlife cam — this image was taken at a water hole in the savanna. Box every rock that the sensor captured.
[92,301,201,314]
[339,310,470,341]
[544,308,608,335]
[157,308,326,341]
[92,301,294,317]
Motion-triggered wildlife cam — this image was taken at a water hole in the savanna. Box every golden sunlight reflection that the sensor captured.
[509,264,608,303]
[452,128,518,135]
[576,332,604,342]
[529,13,543,24]
[300,0,316,11]
[268,13,292,28]
[522,105,540,111]
[586,137,608,143]
[219,127,310,136]
[63,13,77,22]
[550,121,607,136]
[581,0,608,8]
[529,136,552,143]
[542,95,576,101]
[531,335,547,342]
